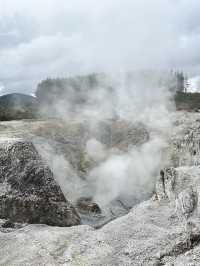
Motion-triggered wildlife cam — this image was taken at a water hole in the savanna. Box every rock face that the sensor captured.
[156,167,176,200]
[0,139,80,226]
[169,111,200,167]
[1,165,200,265]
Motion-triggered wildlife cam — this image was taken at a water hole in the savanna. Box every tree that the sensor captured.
[176,71,185,92]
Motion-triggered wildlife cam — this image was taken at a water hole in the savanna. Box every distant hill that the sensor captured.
[0,93,38,120]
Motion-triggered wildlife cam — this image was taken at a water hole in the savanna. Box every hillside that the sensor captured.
[0,93,38,120]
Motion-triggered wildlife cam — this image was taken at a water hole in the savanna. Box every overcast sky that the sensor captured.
[0,0,200,94]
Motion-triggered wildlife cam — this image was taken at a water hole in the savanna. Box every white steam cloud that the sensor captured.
[35,141,88,203]
[36,73,174,209]
[89,137,167,206]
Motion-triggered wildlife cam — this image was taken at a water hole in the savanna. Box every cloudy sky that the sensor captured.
[0,0,199,94]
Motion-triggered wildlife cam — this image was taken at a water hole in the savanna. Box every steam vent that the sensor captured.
[1,1,200,265]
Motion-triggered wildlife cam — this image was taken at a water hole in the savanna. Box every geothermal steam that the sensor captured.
[37,72,174,208]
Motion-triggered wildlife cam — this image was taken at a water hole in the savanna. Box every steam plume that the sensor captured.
[36,72,175,208]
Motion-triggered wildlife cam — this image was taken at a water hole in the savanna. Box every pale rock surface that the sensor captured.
[1,112,200,265]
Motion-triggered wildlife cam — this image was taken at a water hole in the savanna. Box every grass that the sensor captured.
[175,92,200,111]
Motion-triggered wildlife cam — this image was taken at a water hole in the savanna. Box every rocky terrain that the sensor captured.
[0,111,200,265]
[0,118,150,228]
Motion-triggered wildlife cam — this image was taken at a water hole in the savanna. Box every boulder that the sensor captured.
[0,139,80,226]
[76,197,101,215]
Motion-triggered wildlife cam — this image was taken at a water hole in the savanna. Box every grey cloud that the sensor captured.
[0,14,37,49]
[0,0,200,94]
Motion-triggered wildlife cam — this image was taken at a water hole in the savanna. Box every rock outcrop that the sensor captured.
[1,165,200,265]
[0,139,80,226]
